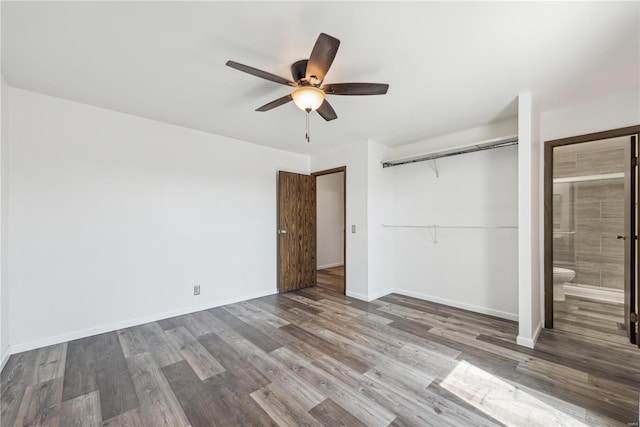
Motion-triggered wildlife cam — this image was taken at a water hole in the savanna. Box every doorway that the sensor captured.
[544,126,640,349]
[276,167,346,295]
[313,167,346,294]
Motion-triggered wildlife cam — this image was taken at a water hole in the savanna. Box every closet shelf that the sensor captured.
[380,136,518,168]
[382,224,517,243]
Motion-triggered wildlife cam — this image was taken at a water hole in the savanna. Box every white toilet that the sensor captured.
[552,267,575,301]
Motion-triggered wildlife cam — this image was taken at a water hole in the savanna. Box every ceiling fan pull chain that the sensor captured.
[305,110,311,143]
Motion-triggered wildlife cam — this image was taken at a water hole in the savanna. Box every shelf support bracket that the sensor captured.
[431,159,439,178]
[427,225,438,244]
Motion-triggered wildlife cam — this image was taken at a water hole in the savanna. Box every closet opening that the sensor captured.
[312,167,346,294]
[544,125,640,349]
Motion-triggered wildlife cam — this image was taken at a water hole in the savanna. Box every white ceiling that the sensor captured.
[2,1,639,155]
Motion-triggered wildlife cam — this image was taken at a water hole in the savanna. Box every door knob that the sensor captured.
[278,229,287,235]
[617,235,626,240]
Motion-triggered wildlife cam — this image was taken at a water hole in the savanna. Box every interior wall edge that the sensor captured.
[0,346,10,373]
[0,72,10,369]
[345,288,393,302]
[516,320,543,349]
[8,288,277,355]
[517,91,542,343]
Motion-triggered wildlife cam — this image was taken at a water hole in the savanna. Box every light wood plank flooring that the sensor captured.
[2,287,639,426]
[316,266,344,293]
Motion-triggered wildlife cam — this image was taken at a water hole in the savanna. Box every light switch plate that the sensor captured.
[351,225,356,234]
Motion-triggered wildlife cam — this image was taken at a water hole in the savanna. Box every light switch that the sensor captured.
[351,225,356,234]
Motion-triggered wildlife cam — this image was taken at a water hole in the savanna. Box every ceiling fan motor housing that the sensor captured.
[291,60,312,84]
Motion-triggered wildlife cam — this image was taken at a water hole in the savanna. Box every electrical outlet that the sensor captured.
[194,285,200,296]
[351,224,356,234]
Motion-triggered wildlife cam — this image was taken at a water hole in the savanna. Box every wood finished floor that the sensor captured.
[316,266,345,294]
[2,287,639,426]
[554,295,630,346]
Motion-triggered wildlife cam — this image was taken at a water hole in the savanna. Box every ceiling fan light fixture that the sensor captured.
[291,86,325,112]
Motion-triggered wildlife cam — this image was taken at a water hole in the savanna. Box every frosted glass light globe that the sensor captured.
[291,86,325,112]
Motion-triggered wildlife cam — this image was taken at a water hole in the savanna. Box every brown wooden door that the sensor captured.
[278,171,316,293]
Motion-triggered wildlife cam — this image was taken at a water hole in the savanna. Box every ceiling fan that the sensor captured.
[226,33,389,141]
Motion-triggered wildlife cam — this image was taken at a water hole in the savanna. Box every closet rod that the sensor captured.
[382,224,518,229]
[381,136,518,168]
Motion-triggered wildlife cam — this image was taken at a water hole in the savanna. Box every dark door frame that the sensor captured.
[312,166,347,294]
[543,125,640,331]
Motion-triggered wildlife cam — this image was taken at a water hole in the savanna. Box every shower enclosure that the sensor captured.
[552,139,626,300]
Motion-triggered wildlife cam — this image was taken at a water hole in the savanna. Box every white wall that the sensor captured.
[517,92,542,348]
[316,172,344,269]
[540,89,640,142]
[386,123,519,320]
[367,140,395,300]
[8,88,309,351]
[311,141,369,300]
[0,74,10,368]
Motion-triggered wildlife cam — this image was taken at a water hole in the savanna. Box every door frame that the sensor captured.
[543,125,640,330]
[312,166,347,294]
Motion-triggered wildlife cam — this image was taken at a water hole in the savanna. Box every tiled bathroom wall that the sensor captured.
[553,142,626,290]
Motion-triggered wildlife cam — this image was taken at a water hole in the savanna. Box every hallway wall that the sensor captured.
[316,172,344,269]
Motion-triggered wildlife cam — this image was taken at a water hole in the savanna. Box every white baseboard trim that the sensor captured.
[345,290,371,302]
[317,263,344,270]
[368,289,394,301]
[9,289,277,354]
[563,283,624,304]
[516,335,535,348]
[346,288,393,302]
[0,346,10,372]
[390,288,519,321]
[517,321,543,349]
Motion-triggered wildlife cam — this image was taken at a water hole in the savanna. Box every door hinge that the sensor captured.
[632,312,639,323]
[632,157,638,167]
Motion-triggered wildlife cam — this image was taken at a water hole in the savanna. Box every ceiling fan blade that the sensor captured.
[323,83,389,95]
[256,94,293,112]
[226,61,296,87]
[316,100,338,121]
[305,33,340,85]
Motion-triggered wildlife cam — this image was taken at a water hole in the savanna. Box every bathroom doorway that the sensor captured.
[544,126,640,348]
[313,167,346,294]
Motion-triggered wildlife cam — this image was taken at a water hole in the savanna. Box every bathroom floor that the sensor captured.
[554,295,629,346]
